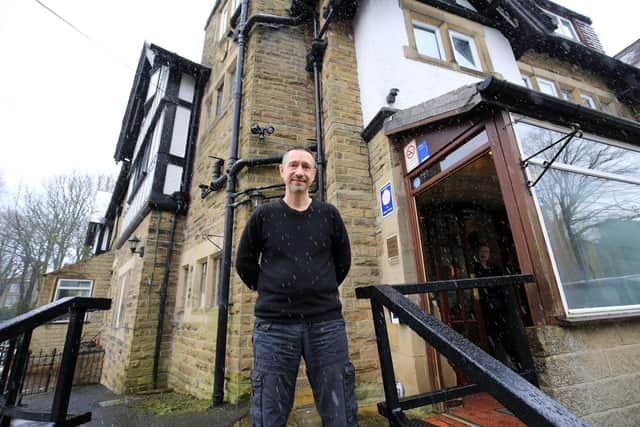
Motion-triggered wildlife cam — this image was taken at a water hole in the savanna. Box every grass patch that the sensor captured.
[128,392,210,416]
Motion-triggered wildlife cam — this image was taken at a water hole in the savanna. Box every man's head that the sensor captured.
[279,146,316,194]
[478,244,491,263]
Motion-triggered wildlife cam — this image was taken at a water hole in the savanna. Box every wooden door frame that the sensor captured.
[399,112,557,396]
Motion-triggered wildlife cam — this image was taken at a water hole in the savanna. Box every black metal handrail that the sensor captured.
[356,274,588,427]
[0,297,111,427]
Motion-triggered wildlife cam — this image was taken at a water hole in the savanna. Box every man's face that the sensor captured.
[279,150,316,193]
[479,246,491,262]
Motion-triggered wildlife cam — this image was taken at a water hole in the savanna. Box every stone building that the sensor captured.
[37,0,640,424]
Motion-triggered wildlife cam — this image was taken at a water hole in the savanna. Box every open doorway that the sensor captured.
[414,149,532,388]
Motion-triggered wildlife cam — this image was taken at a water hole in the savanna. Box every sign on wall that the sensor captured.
[404,140,419,172]
[404,138,430,172]
[380,181,394,218]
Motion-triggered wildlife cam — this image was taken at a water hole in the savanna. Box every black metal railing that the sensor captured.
[356,274,588,427]
[16,345,105,396]
[0,297,110,427]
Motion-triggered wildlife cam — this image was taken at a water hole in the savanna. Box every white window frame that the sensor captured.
[215,83,224,117]
[522,75,532,89]
[559,87,573,102]
[54,279,93,302]
[115,275,127,328]
[536,77,558,97]
[448,30,482,71]
[542,9,579,41]
[511,114,640,319]
[218,3,228,40]
[199,260,208,309]
[580,94,596,109]
[412,21,445,61]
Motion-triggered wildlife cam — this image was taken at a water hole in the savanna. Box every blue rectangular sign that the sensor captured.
[380,182,394,218]
[417,139,430,163]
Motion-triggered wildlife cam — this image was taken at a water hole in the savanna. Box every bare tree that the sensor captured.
[0,171,115,315]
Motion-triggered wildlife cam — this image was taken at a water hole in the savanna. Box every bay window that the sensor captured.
[514,119,640,316]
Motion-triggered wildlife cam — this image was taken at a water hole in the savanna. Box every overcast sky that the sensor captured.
[0,0,638,194]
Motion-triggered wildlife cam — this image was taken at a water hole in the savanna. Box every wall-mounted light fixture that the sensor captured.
[128,236,145,258]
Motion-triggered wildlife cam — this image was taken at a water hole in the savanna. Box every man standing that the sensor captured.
[236,146,358,426]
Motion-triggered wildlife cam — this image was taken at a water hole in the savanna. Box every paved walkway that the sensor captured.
[15,385,422,426]
[17,385,248,427]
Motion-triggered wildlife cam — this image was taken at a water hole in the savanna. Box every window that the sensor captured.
[522,75,532,89]
[580,94,596,109]
[215,83,224,117]
[514,120,640,316]
[559,87,573,102]
[146,69,160,102]
[199,261,208,309]
[449,30,481,71]
[406,9,491,74]
[218,3,228,40]
[231,0,240,13]
[542,9,579,41]
[412,21,444,60]
[411,130,489,190]
[115,275,127,328]
[536,78,557,97]
[177,265,190,311]
[229,66,237,101]
[54,279,93,301]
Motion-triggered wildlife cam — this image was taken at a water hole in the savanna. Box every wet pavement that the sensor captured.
[17,385,248,427]
[15,385,411,426]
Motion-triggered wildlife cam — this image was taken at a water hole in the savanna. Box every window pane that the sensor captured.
[537,79,557,96]
[452,36,476,68]
[200,262,208,308]
[57,289,90,299]
[559,88,573,101]
[412,130,488,189]
[530,166,640,310]
[413,25,442,59]
[580,95,595,109]
[559,19,577,40]
[514,122,640,180]
[59,280,92,290]
[215,84,224,117]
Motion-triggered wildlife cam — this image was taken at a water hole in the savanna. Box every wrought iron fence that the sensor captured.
[0,342,104,397]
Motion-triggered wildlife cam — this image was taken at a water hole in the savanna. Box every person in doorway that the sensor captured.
[236,146,358,427]
[473,244,502,279]
[473,243,521,370]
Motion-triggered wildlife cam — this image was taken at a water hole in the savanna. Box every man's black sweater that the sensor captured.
[235,198,351,322]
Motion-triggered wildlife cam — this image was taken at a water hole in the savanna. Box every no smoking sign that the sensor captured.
[404,140,419,172]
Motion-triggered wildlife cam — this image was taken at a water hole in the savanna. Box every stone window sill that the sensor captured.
[557,311,640,326]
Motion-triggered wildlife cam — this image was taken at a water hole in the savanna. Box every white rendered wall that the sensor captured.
[170,106,191,157]
[353,0,524,126]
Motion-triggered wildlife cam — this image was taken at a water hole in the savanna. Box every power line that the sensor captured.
[32,0,135,72]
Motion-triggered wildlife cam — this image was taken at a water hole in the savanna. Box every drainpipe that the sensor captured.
[309,13,326,201]
[151,201,179,389]
[209,0,323,405]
